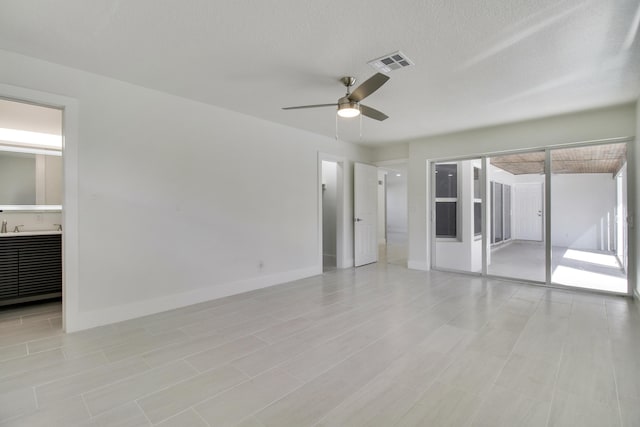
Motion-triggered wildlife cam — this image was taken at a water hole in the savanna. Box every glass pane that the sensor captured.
[550,143,627,293]
[473,167,481,199]
[493,182,503,242]
[435,164,457,198]
[436,202,456,237]
[487,152,545,282]
[504,184,511,240]
[474,202,482,236]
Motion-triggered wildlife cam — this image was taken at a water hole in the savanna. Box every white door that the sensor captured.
[514,183,543,241]
[354,163,378,266]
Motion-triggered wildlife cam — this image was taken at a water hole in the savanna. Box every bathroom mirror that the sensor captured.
[0,149,62,210]
[0,98,63,211]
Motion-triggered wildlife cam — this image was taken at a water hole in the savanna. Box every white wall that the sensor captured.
[512,173,545,242]
[404,104,636,271]
[371,143,408,163]
[551,173,616,251]
[322,161,337,262]
[0,49,372,331]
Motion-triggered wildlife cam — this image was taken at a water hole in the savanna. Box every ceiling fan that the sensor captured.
[282,73,390,121]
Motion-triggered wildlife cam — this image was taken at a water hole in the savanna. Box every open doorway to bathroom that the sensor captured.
[0,97,64,323]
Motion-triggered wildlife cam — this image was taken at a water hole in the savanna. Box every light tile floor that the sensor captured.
[489,241,627,293]
[0,263,639,426]
[379,232,408,267]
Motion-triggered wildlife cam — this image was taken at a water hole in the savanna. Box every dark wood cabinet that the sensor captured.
[0,248,19,300]
[0,234,62,305]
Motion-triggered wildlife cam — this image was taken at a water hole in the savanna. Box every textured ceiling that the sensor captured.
[0,0,638,146]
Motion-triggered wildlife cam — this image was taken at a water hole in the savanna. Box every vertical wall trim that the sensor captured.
[626,138,637,296]
[544,149,552,286]
[481,157,488,276]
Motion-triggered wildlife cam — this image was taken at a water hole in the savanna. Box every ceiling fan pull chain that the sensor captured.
[359,112,363,140]
[335,112,339,140]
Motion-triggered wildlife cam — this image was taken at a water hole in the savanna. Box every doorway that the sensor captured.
[0,98,65,315]
[319,156,347,272]
[377,163,408,266]
[0,84,78,332]
[321,160,339,271]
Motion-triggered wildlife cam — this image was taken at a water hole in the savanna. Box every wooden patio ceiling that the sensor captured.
[490,143,627,175]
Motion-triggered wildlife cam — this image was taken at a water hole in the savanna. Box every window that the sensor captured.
[435,163,458,238]
[491,181,511,243]
[473,167,482,237]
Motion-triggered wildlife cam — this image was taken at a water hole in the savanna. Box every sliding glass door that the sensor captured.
[430,141,629,295]
[550,143,628,293]
[486,151,546,283]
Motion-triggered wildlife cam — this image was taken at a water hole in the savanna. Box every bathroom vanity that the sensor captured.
[0,231,62,306]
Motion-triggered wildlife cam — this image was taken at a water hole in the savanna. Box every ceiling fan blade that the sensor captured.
[282,103,337,110]
[360,104,389,121]
[348,73,390,102]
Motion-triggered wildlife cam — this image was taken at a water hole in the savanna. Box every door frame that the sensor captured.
[317,153,348,270]
[427,136,635,296]
[0,83,80,331]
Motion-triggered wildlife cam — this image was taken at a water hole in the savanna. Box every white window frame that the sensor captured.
[434,162,460,240]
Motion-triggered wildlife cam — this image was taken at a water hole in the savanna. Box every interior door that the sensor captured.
[354,162,378,266]
[515,183,543,241]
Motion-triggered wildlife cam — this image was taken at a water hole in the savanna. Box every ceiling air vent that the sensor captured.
[368,51,414,73]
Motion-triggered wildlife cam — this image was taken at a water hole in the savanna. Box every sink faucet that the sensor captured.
[1,220,6,234]
[13,225,23,233]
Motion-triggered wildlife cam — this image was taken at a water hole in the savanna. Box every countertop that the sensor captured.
[0,230,62,237]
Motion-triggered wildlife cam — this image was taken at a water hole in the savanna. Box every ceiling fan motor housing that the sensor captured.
[340,76,357,88]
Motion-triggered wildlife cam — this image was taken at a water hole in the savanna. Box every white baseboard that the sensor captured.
[407,260,430,271]
[339,258,354,269]
[68,266,321,332]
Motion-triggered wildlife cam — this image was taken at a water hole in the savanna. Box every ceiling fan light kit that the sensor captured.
[337,99,360,118]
